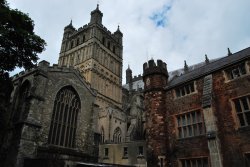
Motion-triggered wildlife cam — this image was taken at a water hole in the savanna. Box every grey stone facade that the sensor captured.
[4,61,98,167]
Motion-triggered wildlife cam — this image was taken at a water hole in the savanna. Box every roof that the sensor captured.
[166,46,250,89]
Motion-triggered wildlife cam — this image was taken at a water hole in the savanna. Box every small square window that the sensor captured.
[226,62,247,80]
[175,82,195,98]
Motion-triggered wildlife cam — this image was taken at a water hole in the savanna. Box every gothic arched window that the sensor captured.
[48,86,80,148]
[113,127,122,143]
[13,80,31,122]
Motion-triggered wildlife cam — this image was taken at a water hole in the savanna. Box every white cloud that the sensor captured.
[9,0,250,83]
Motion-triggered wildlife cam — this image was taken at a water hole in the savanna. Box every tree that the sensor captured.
[0,0,46,158]
[0,0,46,73]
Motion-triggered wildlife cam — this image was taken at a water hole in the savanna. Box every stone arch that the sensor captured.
[13,80,31,122]
[48,86,81,148]
[113,127,122,143]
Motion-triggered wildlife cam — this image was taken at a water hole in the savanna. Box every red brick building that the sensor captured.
[143,47,250,167]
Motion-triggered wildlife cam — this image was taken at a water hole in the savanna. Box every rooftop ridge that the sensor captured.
[167,46,250,89]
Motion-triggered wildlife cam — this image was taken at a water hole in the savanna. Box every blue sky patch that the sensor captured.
[150,5,171,28]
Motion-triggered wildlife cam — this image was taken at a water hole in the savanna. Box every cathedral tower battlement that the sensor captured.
[58,5,123,110]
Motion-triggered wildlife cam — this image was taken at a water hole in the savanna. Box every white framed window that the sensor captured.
[177,110,204,138]
[175,81,195,98]
[233,95,250,127]
[180,157,209,167]
[225,62,247,80]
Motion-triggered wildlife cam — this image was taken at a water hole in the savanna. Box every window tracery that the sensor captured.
[48,86,80,148]
[113,127,122,143]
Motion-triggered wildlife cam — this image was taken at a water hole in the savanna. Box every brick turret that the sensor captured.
[143,59,168,91]
[143,59,169,167]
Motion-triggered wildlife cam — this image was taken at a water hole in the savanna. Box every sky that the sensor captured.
[9,0,250,84]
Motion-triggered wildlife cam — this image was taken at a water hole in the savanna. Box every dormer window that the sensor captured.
[175,81,195,98]
[225,62,247,80]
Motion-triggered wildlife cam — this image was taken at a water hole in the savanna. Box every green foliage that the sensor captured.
[0,0,46,72]
[0,0,46,135]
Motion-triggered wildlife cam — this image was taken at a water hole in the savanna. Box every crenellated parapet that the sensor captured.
[143,59,168,77]
[143,59,169,92]
[12,60,94,94]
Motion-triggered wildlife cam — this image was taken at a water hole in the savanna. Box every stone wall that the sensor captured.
[143,57,250,167]
[4,62,98,167]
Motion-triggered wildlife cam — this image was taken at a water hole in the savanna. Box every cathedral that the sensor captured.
[1,5,145,167]
[1,4,250,167]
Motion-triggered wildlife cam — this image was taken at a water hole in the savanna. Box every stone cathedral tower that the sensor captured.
[58,5,123,110]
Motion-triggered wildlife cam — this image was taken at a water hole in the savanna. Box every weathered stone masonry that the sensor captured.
[4,61,98,167]
[143,47,250,167]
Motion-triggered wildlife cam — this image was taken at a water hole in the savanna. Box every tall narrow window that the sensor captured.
[82,35,85,43]
[107,41,111,49]
[70,41,74,49]
[104,148,109,157]
[48,86,80,148]
[76,38,79,46]
[102,37,105,45]
[113,127,122,143]
[101,127,105,143]
[123,147,128,157]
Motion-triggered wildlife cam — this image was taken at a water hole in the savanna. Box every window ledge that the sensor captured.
[225,73,249,83]
[103,156,109,159]
[177,134,205,141]
[175,92,197,99]
[238,126,250,132]
[137,155,145,159]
